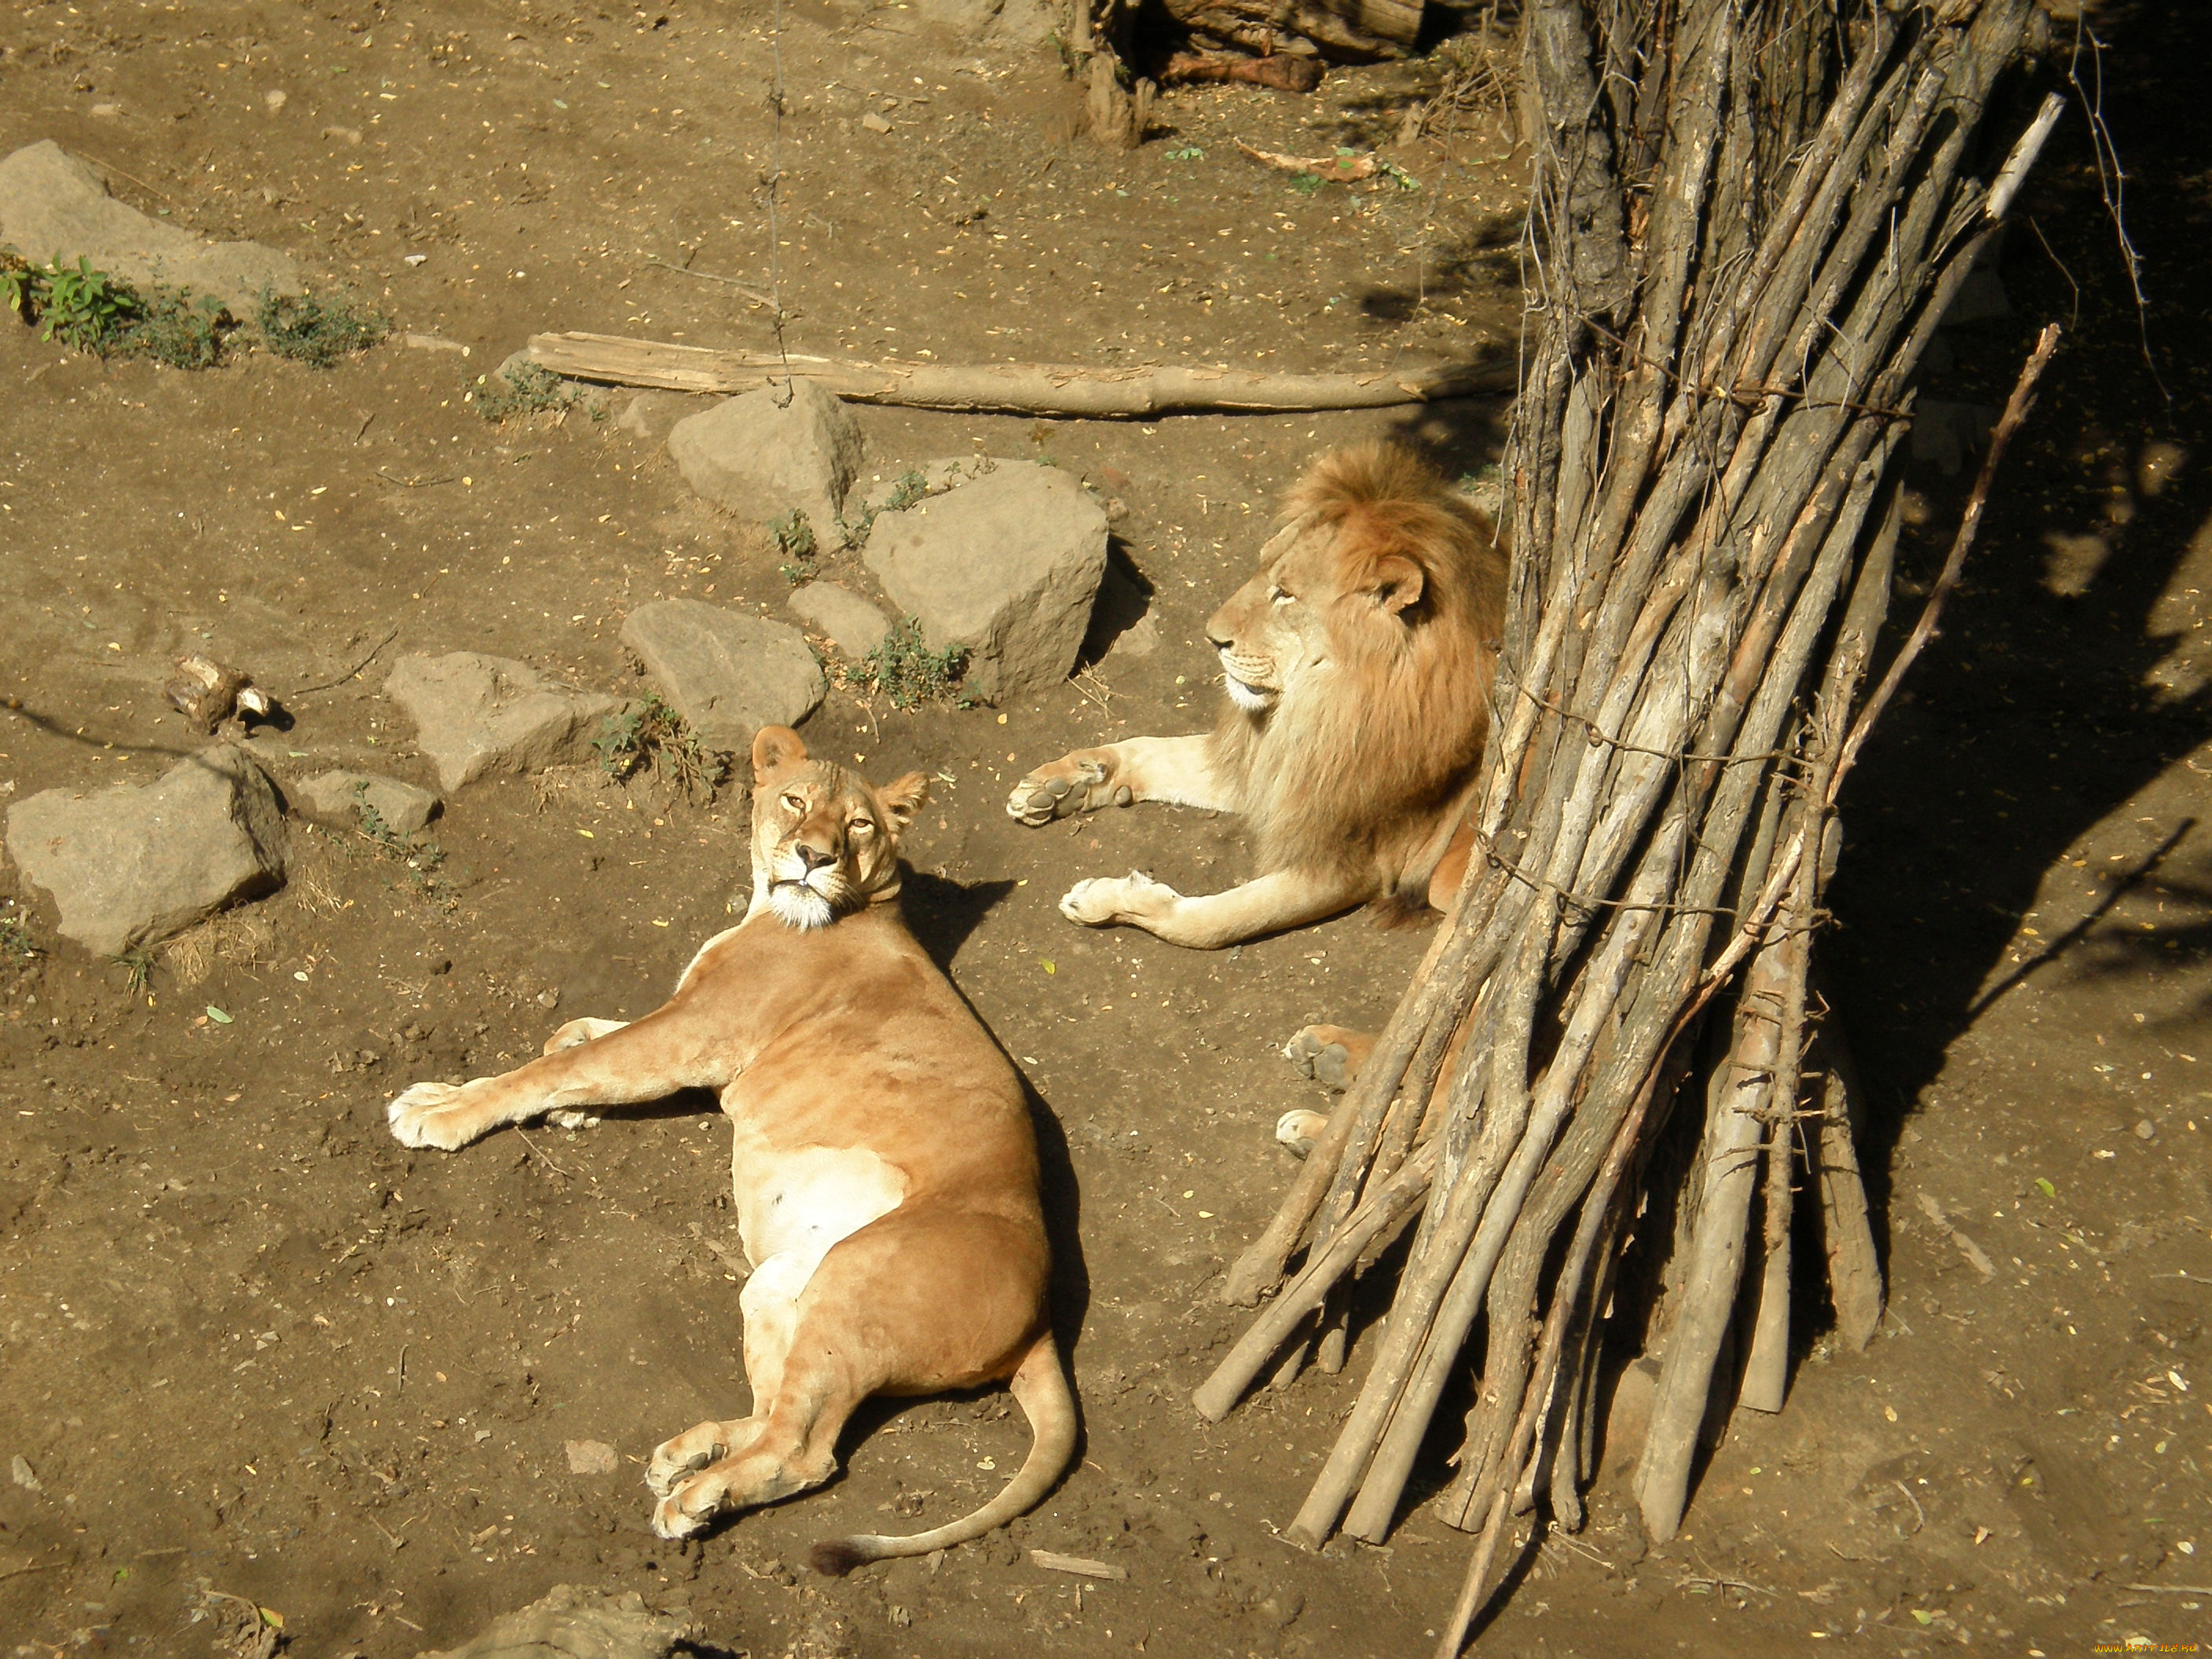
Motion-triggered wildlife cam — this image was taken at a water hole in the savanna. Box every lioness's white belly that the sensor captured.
[731,1140,907,1275]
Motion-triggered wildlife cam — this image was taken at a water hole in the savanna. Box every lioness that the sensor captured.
[386,727,1073,1573]
[1009,442,1506,950]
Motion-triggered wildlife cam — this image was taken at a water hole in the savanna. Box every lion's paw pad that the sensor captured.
[1284,1027,1357,1092]
[1276,1108,1331,1159]
[547,1108,600,1132]
[1007,759,1108,826]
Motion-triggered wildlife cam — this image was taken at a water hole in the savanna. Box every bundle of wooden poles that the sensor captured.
[1190,0,2063,1647]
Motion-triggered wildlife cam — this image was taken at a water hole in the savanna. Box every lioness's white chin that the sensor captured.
[1223,675,1277,713]
[766,884,837,931]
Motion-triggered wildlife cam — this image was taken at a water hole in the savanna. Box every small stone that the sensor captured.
[291,771,441,836]
[262,89,288,112]
[2136,1119,2157,1141]
[863,460,1108,704]
[564,1439,620,1476]
[10,1454,38,1491]
[88,102,122,119]
[384,653,620,793]
[788,583,892,658]
[0,140,302,312]
[665,379,866,532]
[617,389,712,443]
[5,746,287,958]
[859,111,893,134]
[620,601,826,749]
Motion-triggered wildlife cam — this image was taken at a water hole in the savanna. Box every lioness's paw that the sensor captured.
[1276,1108,1332,1159]
[1284,1027,1359,1093]
[651,1481,720,1540]
[386,1081,489,1152]
[1006,756,1111,826]
[646,1423,729,1499]
[547,1108,602,1132]
[1059,870,1179,928]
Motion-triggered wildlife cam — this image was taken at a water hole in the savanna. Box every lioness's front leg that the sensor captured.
[1058,867,1367,950]
[387,1008,715,1152]
[1006,735,1232,826]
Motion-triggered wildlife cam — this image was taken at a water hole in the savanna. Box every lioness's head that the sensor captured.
[1204,443,1496,719]
[747,727,930,931]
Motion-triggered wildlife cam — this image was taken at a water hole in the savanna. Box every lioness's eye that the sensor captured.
[781,793,804,813]
[851,818,876,837]
[1269,584,1293,605]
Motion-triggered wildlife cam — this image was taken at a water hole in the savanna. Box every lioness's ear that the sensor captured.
[753,726,808,781]
[1372,552,1426,616]
[876,771,931,833]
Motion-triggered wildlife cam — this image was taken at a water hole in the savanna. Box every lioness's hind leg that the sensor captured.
[1284,1024,1375,1092]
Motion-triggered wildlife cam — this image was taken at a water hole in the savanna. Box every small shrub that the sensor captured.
[468,358,584,421]
[771,509,819,584]
[835,468,929,549]
[350,781,449,897]
[593,696,730,804]
[255,287,387,366]
[851,617,967,710]
[0,904,35,966]
[1,250,236,365]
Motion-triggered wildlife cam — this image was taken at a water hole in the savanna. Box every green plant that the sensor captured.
[114,947,154,995]
[1166,144,1205,162]
[834,469,928,549]
[771,509,819,583]
[40,255,131,350]
[0,905,35,965]
[851,617,967,710]
[593,696,730,804]
[255,287,387,366]
[468,358,583,421]
[351,782,449,897]
[126,291,230,369]
[1291,172,1327,196]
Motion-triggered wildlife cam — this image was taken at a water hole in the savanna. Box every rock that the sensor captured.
[291,771,441,836]
[788,583,892,658]
[5,746,287,957]
[415,1584,697,1659]
[384,653,620,793]
[863,461,1108,703]
[616,389,712,442]
[665,378,866,531]
[619,601,826,749]
[564,1439,620,1476]
[0,140,302,312]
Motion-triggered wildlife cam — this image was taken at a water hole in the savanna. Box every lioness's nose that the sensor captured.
[1204,623,1232,652]
[797,842,837,872]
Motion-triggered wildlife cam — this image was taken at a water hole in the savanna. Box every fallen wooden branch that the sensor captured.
[1233,138,1408,184]
[1162,53,1324,92]
[522,332,1509,416]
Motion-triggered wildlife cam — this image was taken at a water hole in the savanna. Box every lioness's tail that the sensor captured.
[809,1331,1076,1577]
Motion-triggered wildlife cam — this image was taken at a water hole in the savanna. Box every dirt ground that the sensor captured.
[2,2,2208,1657]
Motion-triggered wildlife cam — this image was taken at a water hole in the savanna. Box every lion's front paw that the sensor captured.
[1284,1026,1363,1093]
[1276,1108,1331,1159]
[646,1423,729,1499]
[1007,753,1121,826]
[651,1481,720,1540]
[1059,870,1181,928]
[386,1080,491,1151]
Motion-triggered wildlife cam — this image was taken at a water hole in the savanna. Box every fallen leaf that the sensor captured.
[206,1005,234,1024]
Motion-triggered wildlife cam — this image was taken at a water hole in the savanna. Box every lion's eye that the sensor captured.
[851,818,876,837]
[781,793,805,813]
[1269,584,1294,605]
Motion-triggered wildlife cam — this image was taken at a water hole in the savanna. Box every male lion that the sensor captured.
[1008,442,1507,951]
[386,727,1074,1573]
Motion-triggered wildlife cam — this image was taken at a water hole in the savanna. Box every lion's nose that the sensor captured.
[797,843,837,873]
[1204,625,1232,653]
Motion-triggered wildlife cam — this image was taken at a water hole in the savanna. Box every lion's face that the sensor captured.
[1205,518,1427,715]
[747,727,929,931]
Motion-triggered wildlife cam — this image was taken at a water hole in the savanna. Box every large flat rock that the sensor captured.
[5,746,288,957]
[384,653,619,793]
[0,140,302,310]
[619,601,826,749]
[862,460,1108,703]
[665,378,866,531]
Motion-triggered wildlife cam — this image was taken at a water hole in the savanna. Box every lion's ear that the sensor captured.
[753,726,808,782]
[876,771,931,833]
[1372,553,1426,616]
